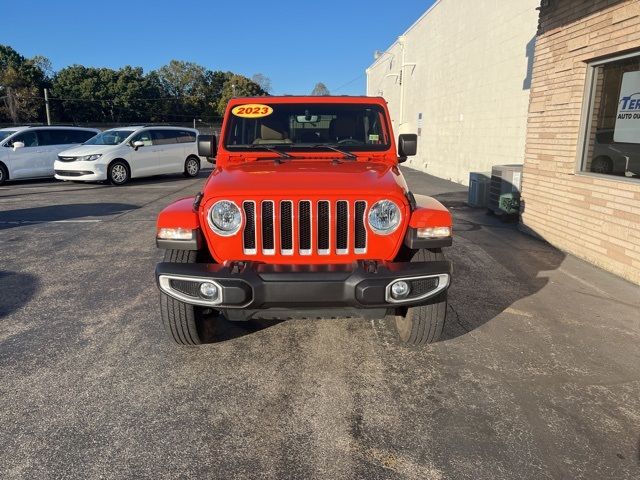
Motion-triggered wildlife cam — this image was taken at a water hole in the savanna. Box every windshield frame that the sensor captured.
[223,103,392,154]
[83,129,135,146]
[0,130,17,144]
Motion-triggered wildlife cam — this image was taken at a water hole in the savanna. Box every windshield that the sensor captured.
[84,129,134,146]
[0,130,17,143]
[224,103,390,152]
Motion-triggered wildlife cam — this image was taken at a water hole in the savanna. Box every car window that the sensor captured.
[10,131,39,147]
[176,130,196,143]
[67,130,97,143]
[0,130,16,143]
[151,130,178,146]
[130,130,153,147]
[37,129,68,146]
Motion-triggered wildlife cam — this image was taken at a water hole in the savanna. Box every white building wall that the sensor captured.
[366,0,539,185]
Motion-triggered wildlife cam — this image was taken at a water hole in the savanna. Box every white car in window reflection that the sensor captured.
[591,129,640,177]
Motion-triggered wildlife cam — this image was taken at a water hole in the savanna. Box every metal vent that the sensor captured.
[280,201,293,255]
[317,201,330,254]
[243,201,256,254]
[261,201,274,254]
[336,201,348,254]
[299,201,312,254]
[354,201,367,253]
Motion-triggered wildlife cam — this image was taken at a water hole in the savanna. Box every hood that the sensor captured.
[58,144,119,157]
[203,160,408,199]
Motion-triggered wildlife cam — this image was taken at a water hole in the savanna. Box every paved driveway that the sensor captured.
[1,168,639,479]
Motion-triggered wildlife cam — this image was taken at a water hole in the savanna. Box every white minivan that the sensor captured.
[0,126,100,185]
[54,126,203,185]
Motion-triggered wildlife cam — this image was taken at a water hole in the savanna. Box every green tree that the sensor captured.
[216,74,267,115]
[0,45,48,123]
[311,82,330,96]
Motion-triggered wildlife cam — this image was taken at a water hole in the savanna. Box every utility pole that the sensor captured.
[44,88,51,125]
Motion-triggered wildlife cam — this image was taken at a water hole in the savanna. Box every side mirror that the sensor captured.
[397,134,418,163]
[12,141,25,151]
[198,134,217,163]
[132,140,145,150]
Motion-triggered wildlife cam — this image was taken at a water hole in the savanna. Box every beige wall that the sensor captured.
[366,0,539,185]
[521,0,640,285]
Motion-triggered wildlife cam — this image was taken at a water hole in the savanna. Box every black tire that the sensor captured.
[590,156,613,174]
[388,248,448,346]
[183,156,200,178]
[0,163,8,185]
[108,160,130,185]
[160,249,204,345]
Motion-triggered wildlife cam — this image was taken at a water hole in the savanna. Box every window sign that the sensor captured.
[580,53,640,179]
[614,71,640,144]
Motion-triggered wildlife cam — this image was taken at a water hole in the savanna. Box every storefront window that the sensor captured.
[581,53,640,180]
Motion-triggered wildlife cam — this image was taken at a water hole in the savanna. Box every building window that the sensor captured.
[580,52,640,180]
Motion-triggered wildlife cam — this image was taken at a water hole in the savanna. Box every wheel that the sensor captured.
[590,156,613,174]
[183,156,200,177]
[0,163,7,185]
[388,248,448,346]
[108,160,130,185]
[160,249,204,345]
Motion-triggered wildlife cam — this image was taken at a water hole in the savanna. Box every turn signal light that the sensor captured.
[157,228,194,240]
[416,226,451,238]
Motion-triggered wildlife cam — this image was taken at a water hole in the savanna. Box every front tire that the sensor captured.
[160,249,204,345]
[108,160,130,185]
[0,163,8,185]
[183,156,200,178]
[389,248,448,346]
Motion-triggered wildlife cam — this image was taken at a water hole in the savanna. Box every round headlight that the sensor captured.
[208,200,242,236]
[368,199,401,235]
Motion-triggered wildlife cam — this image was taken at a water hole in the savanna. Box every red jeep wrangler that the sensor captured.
[155,96,452,346]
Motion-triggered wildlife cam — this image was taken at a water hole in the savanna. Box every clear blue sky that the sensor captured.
[2,0,435,95]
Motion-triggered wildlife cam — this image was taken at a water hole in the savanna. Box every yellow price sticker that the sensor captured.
[232,104,273,118]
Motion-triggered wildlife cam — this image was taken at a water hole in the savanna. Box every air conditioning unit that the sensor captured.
[468,172,491,207]
[489,164,523,216]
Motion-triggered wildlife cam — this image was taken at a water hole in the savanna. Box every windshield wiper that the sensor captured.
[250,145,291,159]
[311,144,357,160]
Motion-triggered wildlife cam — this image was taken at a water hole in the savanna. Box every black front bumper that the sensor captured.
[155,260,452,310]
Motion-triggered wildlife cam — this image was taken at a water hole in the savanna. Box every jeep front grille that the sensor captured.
[242,200,368,256]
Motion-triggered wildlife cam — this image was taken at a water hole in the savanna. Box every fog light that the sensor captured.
[390,280,410,299]
[199,282,219,300]
[416,226,451,238]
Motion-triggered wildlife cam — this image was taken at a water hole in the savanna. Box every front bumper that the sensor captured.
[155,260,452,310]
[54,161,107,181]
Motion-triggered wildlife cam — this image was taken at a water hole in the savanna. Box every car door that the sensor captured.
[4,130,47,179]
[127,130,155,177]
[150,129,184,174]
[37,129,74,176]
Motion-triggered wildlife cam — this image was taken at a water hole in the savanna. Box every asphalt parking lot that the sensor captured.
[1,167,640,480]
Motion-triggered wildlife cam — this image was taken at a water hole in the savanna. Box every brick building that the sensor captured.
[521,0,640,284]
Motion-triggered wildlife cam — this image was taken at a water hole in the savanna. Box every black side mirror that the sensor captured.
[197,134,217,163]
[398,134,418,163]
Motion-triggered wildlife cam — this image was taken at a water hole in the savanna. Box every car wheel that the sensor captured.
[388,248,448,346]
[590,156,613,174]
[160,249,213,346]
[184,156,200,178]
[108,161,130,185]
[0,163,7,186]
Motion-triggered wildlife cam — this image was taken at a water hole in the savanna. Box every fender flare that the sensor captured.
[405,194,453,249]
[156,196,202,250]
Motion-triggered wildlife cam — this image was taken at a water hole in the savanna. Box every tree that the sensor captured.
[311,82,330,96]
[251,73,272,94]
[0,45,48,123]
[216,74,267,115]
